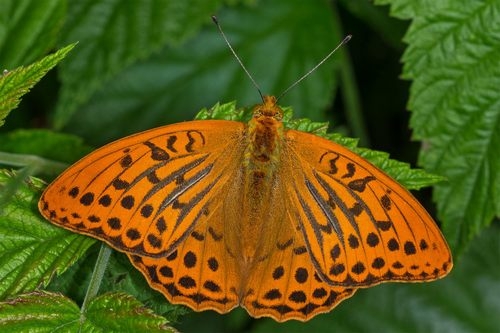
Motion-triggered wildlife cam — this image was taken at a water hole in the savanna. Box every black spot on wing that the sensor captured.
[277,238,293,250]
[295,268,308,283]
[376,220,392,231]
[293,246,307,255]
[166,135,178,153]
[381,194,391,210]
[272,266,284,280]
[186,130,205,153]
[183,251,197,268]
[80,192,94,206]
[126,228,141,240]
[120,195,135,209]
[208,257,219,272]
[144,141,170,161]
[342,163,356,178]
[68,187,79,198]
[147,170,161,184]
[404,241,417,255]
[347,176,376,192]
[107,217,121,230]
[208,227,223,241]
[112,178,129,190]
[141,204,154,218]
[120,154,133,168]
[319,152,340,175]
[99,195,112,207]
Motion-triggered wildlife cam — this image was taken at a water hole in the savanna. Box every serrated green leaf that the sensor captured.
[45,245,98,305]
[195,101,253,122]
[0,291,175,333]
[383,0,500,254]
[54,0,224,130]
[61,0,345,146]
[0,0,66,68]
[49,249,188,321]
[83,292,175,332]
[0,43,76,127]
[0,291,80,332]
[374,0,454,19]
[195,101,443,190]
[0,169,95,300]
[100,252,188,320]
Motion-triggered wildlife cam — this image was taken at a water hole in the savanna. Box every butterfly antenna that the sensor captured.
[276,35,352,102]
[212,15,264,102]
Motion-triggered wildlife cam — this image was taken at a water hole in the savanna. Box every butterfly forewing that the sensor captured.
[39,120,246,257]
[283,129,452,287]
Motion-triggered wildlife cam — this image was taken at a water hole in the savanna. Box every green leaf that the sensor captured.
[380,0,500,254]
[61,0,345,146]
[0,43,76,127]
[0,129,92,163]
[0,128,92,181]
[84,292,175,332]
[47,249,188,322]
[0,291,175,332]
[0,291,80,332]
[100,252,189,320]
[374,0,454,19]
[0,169,95,300]
[0,0,66,68]
[45,245,98,305]
[0,129,93,177]
[54,0,224,129]
[196,101,443,189]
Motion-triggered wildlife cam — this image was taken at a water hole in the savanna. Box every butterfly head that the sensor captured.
[252,95,284,121]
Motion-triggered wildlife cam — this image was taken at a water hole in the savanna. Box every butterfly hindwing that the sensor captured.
[128,198,242,314]
[283,129,452,287]
[241,213,356,321]
[39,120,246,257]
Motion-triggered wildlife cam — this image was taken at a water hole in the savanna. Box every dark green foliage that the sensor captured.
[0,0,498,332]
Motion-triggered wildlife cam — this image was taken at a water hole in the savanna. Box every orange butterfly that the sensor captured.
[39,94,452,321]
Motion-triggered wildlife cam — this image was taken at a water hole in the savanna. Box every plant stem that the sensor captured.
[331,2,370,146]
[79,243,112,326]
[0,151,68,175]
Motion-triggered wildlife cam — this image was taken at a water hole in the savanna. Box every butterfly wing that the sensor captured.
[128,194,242,314]
[283,129,453,287]
[39,120,246,258]
[125,125,356,321]
[240,212,356,321]
[230,150,356,321]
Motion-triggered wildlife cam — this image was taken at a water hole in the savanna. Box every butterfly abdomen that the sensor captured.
[235,96,287,263]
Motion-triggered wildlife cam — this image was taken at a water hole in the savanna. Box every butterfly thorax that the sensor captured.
[238,95,285,264]
[246,95,284,165]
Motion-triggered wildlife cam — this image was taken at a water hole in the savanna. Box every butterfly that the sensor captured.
[38,94,452,322]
